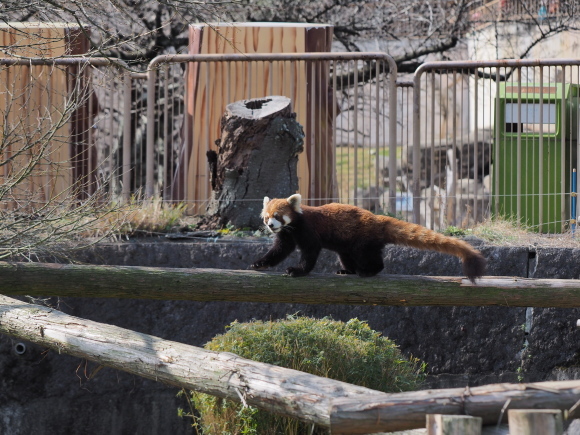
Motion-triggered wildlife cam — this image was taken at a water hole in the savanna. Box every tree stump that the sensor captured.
[205,96,304,229]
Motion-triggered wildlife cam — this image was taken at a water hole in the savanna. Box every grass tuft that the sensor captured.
[179,316,425,435]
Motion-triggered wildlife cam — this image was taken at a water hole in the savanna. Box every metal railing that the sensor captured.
[3,55,580,234]
[470,0,564,27]
[412,59,580,233]
[144,52,398,213]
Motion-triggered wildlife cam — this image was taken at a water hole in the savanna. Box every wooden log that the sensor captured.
[0,294,380,429]
[204,96,304,229]
[2,261,580,308]
[507,410,563,435]
[427,414,482,435]
[1,294,580,434]
[329,382,580,434]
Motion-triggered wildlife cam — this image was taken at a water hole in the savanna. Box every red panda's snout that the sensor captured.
[265,216,283,233]
[260,195,302,233]
[264,213,293,233]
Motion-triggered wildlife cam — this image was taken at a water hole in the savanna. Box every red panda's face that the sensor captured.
[260,194,302,233]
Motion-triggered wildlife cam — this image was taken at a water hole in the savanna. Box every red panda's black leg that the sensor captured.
[337,252,357,275]
[286,245,321,277]
[352,246,385,277]
[251,231,296,270]
[286,232,322,277]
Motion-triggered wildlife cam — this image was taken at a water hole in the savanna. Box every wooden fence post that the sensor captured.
[426,414,482,435]
[507,409,563,435]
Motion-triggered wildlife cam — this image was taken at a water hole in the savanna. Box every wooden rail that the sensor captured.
[1,261,580,307]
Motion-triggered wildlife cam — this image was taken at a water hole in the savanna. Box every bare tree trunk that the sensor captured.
[204,96,304,229]
[2,261,580,308]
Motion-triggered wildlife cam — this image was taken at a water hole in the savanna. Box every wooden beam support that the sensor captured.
[1,261,580,307]
[329,383,580,434]
[426,414,482,435]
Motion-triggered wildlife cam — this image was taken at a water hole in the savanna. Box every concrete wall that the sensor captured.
[1,238,580,434]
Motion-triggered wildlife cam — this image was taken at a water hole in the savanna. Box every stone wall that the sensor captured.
[1,238,580,434]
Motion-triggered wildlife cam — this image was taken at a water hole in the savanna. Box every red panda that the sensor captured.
[251,194,486,283]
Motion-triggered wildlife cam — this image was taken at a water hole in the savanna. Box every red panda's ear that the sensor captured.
[263,197,270,209]
[287,194,302,213]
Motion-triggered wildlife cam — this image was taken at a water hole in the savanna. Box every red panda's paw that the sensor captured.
[250,261,269,270]
[336,269,356,275]
[285,267,307,277]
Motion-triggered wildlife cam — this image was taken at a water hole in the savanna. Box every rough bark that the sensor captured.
[2,261,580,308]
[1,294,579,434]
[204,96,304,229]
[0,294,378,429]
[329,381,580,434]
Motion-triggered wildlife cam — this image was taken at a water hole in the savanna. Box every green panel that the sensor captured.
[493,83,578,233]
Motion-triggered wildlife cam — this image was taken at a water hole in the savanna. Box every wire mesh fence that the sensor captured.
[2,55,580,234]
[412,59,580,233]
[143,53,397,214]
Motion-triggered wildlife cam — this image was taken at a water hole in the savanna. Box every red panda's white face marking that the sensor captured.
[266,214,283,232]
[260,194,302,233]
[263,210,289,233]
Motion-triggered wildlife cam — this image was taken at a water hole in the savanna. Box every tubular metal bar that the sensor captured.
[123,73,132,202]
[494,69,501,219]
[0,57,112,67]
[412,73,422,224]
[560,68,567,232]
[146,68,156,198]
[147,52,397,66]
[539,67,544,231]
[387,70,400,215]
[474,70,479,222]
[353,61,359,206]
[516,71,522,223]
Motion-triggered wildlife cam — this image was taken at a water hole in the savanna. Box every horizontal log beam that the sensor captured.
[1,261,580,307]
[330,381,580,433]
[0,294,379,428]
[1,294,579,434]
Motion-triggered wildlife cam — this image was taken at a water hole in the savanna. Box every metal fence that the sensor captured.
[3,55,580,234]
[411,59,580,233]
[470,0,564,26]
[142,53,397,214]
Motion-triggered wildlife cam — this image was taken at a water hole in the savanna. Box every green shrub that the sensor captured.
[180,316,425,435]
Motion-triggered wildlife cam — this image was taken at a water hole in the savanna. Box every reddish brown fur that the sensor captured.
[254,196,486,282]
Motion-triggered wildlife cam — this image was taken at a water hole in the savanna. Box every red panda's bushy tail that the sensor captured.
[380,217,487,283]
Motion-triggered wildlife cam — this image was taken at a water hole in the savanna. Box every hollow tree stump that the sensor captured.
[205,96,304,229]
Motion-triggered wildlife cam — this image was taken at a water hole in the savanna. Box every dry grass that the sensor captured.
[471,218,580,248]
[70,194,580,249]
[85,197,188,238]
